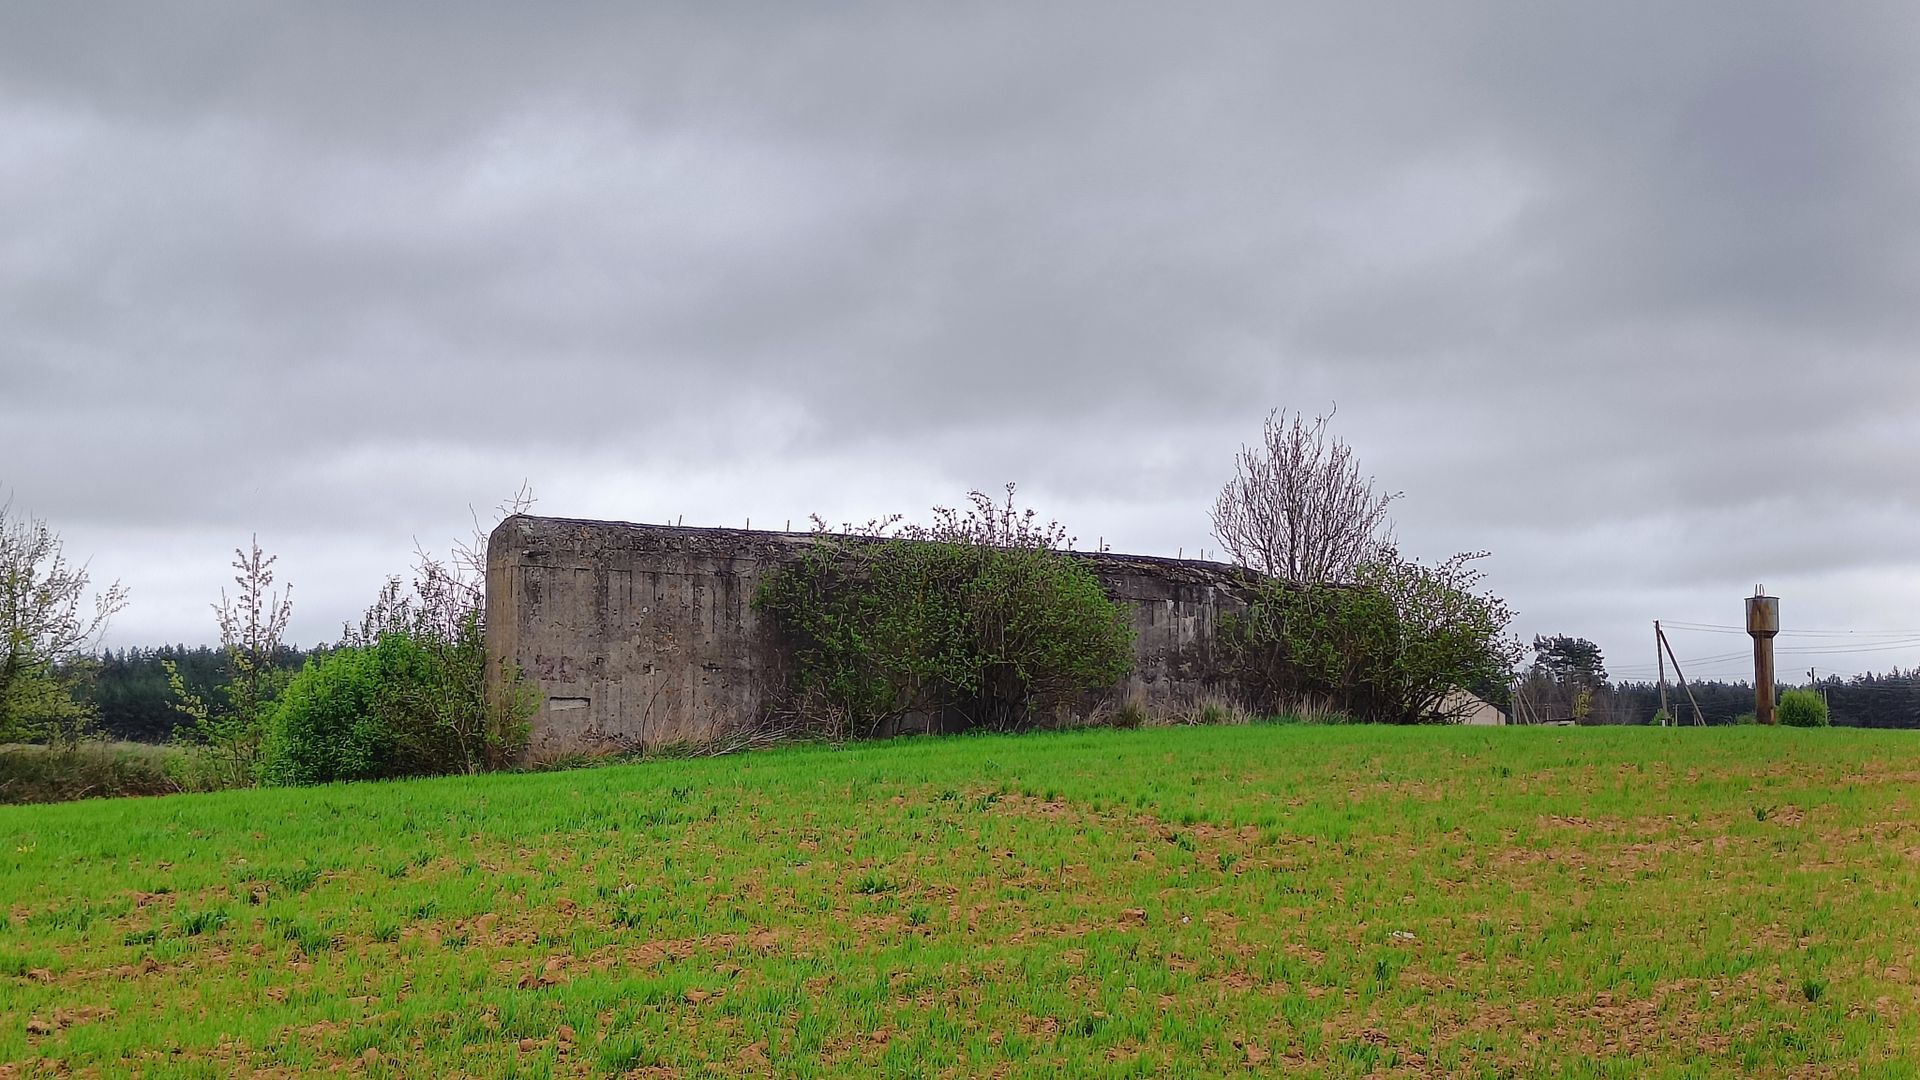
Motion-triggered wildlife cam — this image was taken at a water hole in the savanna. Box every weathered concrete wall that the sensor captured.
[486,515,1259,759]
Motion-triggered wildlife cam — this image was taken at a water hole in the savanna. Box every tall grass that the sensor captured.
[0,742,223,804]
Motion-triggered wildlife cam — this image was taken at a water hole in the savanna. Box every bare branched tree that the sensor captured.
[169,537,292,780]
[0,496,129,742]
[341,482,540,772]
[215,537,294,735]
[899,483,1075,552]
[1210,407,1400,583]
[447,480,537,606]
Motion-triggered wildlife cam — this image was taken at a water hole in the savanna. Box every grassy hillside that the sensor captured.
[4,724,1919,1077]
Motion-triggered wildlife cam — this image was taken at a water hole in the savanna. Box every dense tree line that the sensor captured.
[84,645,314,743]
[1515,635,1919,728]
[1608,672,1920,729]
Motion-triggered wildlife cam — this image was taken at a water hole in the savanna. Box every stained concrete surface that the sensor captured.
[487,515,1260,758]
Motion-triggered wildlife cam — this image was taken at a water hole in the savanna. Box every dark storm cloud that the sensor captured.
[2,2,1917,677]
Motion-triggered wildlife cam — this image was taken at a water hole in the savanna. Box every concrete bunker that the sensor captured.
[485,515,1261,759]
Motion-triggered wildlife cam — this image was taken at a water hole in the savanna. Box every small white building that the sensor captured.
[1438,688,1507,726]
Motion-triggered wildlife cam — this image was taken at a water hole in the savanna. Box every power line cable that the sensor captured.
[1662,621,1920,638]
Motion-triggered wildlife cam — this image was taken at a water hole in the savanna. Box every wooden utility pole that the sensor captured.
[1746,586,1780,725]
[1655,620,1670,726]
[1657,625,1706,726]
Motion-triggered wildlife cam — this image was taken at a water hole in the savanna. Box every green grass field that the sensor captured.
[4,724,1918,1077]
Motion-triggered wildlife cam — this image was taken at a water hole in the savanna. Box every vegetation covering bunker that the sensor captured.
[486,515,1261,758]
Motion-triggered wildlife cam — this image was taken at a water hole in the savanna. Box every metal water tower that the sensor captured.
[1746,586,1779,725]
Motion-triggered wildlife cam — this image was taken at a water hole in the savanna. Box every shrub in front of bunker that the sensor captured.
[755,491,1134,737]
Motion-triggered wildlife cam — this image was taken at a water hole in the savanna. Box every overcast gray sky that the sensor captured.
[5,2,1919,684]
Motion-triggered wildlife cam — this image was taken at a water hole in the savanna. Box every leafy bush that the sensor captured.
[1778,688,1831,728]
[262,519,539,786]
[263,627,532,786]
[263,636,416,785]
[351,567,536,772]
[1220,549,1520,724]
[755,487,1134,736]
